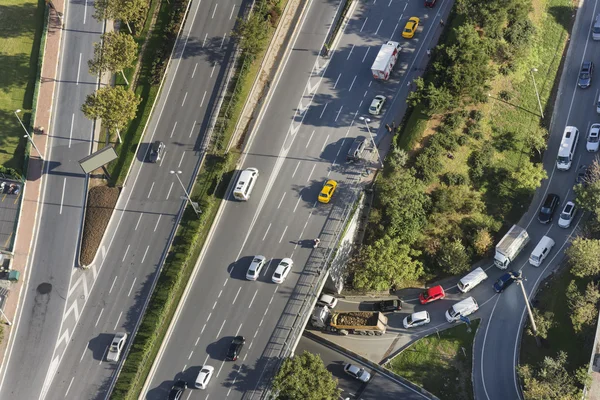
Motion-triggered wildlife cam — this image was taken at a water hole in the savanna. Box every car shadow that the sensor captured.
[206,336,235,361]
[147,368,198,399]
[87,333,114,361]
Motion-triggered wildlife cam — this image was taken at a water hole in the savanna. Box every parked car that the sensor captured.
[587,123,600,152]
[168,380,187,400]
[578,61,594,88]
[368,95,386,115]
[403,311,431,329]
[424,0,437,7]
[148,140,165,163]
[195,366,214,389]
[558,201,576,228]
[419,285,446,304]
[106,332,127,362]
[318,180,337,204]
[226,336,246,361]
[317,294,338,308]
[272,258,293,284]
[347,136,366,162]
[376,299,402,312]
[344,363,371,382]
[493,271,519,293]
[246,255,267,281]
[402,17,420,39]
[537,193,560,224]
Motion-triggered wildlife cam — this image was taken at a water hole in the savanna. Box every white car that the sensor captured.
[402,311,431,329]
[558,201,576,228]
[317,294,338,308]
[368,95,386,115]
[195,365,214,389]
[272,258,293,283]
[107,332,128,362]
[344,363,371,382]
[587,123,600,152]
[246,255,267,281]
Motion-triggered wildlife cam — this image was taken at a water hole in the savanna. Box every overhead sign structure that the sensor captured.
[78,145,118,177]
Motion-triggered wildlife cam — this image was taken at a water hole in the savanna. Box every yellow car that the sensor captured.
[318,180,338,204]
[402,17,420,39]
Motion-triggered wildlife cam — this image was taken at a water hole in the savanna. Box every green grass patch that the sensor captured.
[0,0,46,172]
[387,320,480,400]
[396,103,429,152]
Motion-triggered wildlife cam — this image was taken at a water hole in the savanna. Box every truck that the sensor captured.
[494,225,530,269]
[310,306,388,336]
[376,299,402,313]
[371,41,402,80]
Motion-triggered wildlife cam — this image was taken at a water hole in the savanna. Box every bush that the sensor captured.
[470,109,483,122]
[415,147,443,183]
[468,144,494,186]
[431,132,460,152]
[444,112,464,129]
[443,172,467,186]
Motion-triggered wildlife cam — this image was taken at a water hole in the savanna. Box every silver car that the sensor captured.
[558,201,576,228]
[587,124,600,152]
[107,332,128,362]
[246,255,267,281]
[368,95,386,115]
[344,363,371,382]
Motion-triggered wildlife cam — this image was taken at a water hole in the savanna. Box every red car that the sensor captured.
[425,0,436,7]
[419,285,445,304]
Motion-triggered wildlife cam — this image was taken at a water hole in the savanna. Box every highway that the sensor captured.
[143,0,450,398]
[473,0,600,399]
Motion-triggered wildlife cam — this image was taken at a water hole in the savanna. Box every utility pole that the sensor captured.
[170,170,201,218]
[530,68,544,119]
[515,271,540,346]
[15,110,43,159]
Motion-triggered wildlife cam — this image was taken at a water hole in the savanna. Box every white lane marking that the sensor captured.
[141,246,149,263]
[235,324,242,337]
[358,100,363,108]
[292,161,301,177]
[211,3,218,18]
[79,347,87,362]
[216,320,226,338]
[189,120,197,138]
[95,308,104,327]
[191,63,198,78]
[321,134,330,152]
[218,290,223,298]
[76,54,82,85]
[360,17,368,32]
[229,4,235,19]
[319,103,328,118]
[64,377,74,397]
[223,279,228,287]
[277,192,286,209]
[202,33,208,47]
[333,73,341,89]
[262,223,271,241]
[170,121,178,138]
[348,76,357,92]
[60,178,66,214]
[188,351,194,360]
[195,337,200,346]
[391,23,399,38]
[166,182,174,200]
[368,81,372,87]
[210,65,216,77]
[248,290,258,308]
[147,182,155,198]
[135,214,143,230]
[83,0,88,23]
[109,276,118,294]
[293,197,301,213]
[159,151,166,167]
[307,164,316,182]
[306,130,315,148]
[128,278,137,297]
[68,114,74,148]
[122,245,130,262]
[217,361,225,378]
[232,287,241,304]
[375,19,383,35]
[279,226,288,243]
[335,106,343,121]
[181,92,188,107]
[220,34,227,49]
[388,0,392,6]
[363,90,368,98]
[200,92,207,108]
[154,215,161,232]
[114,312,122,330]
[178,152,185,168]
[347,44,354,60]
[362,47,370,63]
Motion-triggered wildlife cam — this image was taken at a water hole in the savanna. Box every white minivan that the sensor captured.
[529,236,555,267]
[457,267,488,293]
[556,126,579,171]
[233,168,259,201]
[445,297,479,323]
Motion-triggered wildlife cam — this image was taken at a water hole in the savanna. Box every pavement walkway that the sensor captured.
[0,0,63,370]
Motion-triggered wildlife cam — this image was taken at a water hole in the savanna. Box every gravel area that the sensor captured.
[80,186,120,266]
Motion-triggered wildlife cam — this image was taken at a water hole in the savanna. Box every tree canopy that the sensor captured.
[81,86,141,134]
[94,0,148,33]
[89,32,138,84]
[566,237,600,278]
[519,351,585,400]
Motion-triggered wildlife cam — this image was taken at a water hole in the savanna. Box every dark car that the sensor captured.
[148,140,165,163]
[493,271,519,293]
[226,336,245,361]
[168,380,187,400]
[347,136,367,162]
[376,299,402,312]
[578,61,594,88]
[424,0,436,6]
[537,193,560,224]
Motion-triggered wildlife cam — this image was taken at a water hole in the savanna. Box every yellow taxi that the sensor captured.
[402,17,420,39]
[318,180,337,204]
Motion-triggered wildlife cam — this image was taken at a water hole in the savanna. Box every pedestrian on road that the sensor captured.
[440,19,445,27]
[385,124,391,133]
[426,49,431,56]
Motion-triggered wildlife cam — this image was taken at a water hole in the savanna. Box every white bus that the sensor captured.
[233,168,259,201]
[556,126,579,171]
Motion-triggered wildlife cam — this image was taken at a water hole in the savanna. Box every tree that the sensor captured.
[81,86,141,136]
[565,237,600,278]
[575,159,600,221]
[353,235,424,291]
[233,11,270,61]
[271,351,340,400]
[519,352,584,400]
[510,161,547,191]
[88,32,138,85]
[527,309,554,340]
[94,0,147,33]
[472,228,493,257]
[566,280,600,333]
[437,238,471,275]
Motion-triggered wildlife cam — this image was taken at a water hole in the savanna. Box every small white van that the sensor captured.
[529,236,555,267]
[457,267,488,293]
[593,14,600,40]
[556,126,579,171]
[445,297,479,323]
[233,168,259,201]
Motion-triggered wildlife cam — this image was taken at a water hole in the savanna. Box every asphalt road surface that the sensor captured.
[143,0,452,398]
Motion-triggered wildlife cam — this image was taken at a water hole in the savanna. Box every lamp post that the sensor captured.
[0,307,12,326]
[15,110,43,159]
[170,170,201,218]
[529,68,544,119]
[358,117,383,168]
[514,271,540,346]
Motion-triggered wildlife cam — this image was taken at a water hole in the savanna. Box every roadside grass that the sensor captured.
[0,0,46,172]
[520,269,594,373]
[387,320,480,400]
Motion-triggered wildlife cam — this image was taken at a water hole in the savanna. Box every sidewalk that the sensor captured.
[0,0,63,368]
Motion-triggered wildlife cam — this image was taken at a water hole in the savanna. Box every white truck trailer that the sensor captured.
[371,41,401,80]
[494,225,530,269]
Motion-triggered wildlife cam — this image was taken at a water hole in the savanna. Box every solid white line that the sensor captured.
[348,76,357,92]
[200,92,207,108]
[333,73,341,89]
[375,19,383,35]
[262,223,271,240]
[293,197,301,213]
[147,182,155,198]
[191,63,198,78]
[216,320,226,338]
[178,152,185,168]
[114,312,122,330]
[321,134,330,152]
[292,161,301,177]
[347,44,354,60]
[319,103,328,118]
[109,276,118,294]
[360,17,368,32]
[362,47,370,63]
[166,182,174,200]
[76,54,82,85]
[83,0,87,23]
[127,278,137,297]
[212,3,218,18]
[232,287,241,304]
[59,178,66,214]
[181,92,188,107]
[248,290,258,308]
[279,226,288,243]
[210,65,216,78]
[170,121,178,138]
[306,130,314,148]
[307,164,316,181]
[141,246,149,263]
[95,308,104,327]
[122,245,130,262]
[154,215,161,232]
[335,106,343,121]
[135,214,143,230]
[68,114,74,148]
[229,4,235,19]
[277,192,286,209]
[64,377,74,397]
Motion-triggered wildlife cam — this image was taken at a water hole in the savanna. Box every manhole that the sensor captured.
[37,283,52,295]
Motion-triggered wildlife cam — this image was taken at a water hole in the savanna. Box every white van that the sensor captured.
[593,14,600,40]
[529,236,555,267]
[556,126,579,171]
[445,297,479,323]
[233,168,259,201]
[457,267,488,293]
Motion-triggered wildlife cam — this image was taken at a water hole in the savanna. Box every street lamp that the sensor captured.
[170,170,201,218]
[529,68,544,119]
[0,307,12,326]
[15,110,43,159]
[358,117,383,168]
[514,271,541,346]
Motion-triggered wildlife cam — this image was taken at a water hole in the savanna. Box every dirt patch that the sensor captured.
[80,186,120,266]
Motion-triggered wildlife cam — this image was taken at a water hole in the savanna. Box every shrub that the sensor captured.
[470,110,483,122]
[415,147,443,183]
[444,112,464,129]
[442,172,467,186]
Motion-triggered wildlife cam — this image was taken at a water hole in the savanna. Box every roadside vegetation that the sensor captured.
[0,0,46,173]
[387,320,479,400]
[351,0,572,291]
